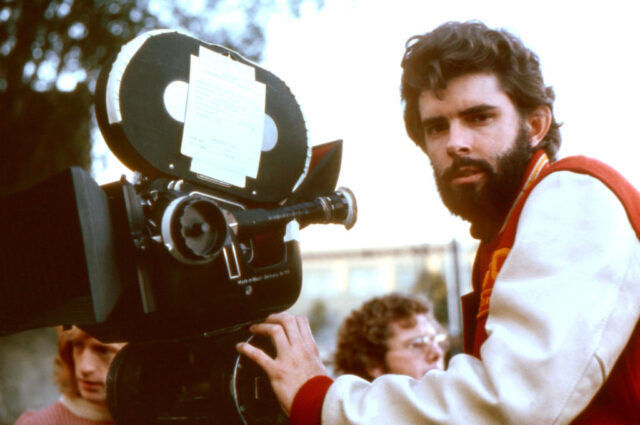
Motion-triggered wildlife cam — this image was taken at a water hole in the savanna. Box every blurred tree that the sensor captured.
[411,269,450,327]
[0,0,323,194]
[307,298,328,333]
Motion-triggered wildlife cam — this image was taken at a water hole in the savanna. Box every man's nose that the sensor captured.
[77,351,97,375]
[446,121,472,157]
[425,342,444,364]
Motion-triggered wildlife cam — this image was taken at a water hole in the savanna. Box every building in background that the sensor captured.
[0,328,59,425]
[292,240,477,365]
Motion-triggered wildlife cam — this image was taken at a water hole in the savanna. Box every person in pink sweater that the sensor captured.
[15,327,125,425]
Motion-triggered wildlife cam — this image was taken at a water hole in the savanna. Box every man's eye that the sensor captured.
[425,123,447,137]
[93,345,117,356]
[409,341,427,350]
[469,113,491,123]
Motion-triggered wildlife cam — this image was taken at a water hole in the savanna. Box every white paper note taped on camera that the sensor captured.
[181,46,266,187]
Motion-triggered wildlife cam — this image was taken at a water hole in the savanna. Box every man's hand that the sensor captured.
[236,313,329,414]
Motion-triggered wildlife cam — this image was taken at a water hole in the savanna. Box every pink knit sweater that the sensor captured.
[15,397,114,425]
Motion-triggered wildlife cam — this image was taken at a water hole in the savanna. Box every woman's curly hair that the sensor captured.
[401,20,561,161]
[333,293,435,381]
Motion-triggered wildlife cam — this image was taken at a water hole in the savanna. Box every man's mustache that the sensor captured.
[441,157,494,182]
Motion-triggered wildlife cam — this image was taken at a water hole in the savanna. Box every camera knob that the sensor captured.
[161,195,228,264]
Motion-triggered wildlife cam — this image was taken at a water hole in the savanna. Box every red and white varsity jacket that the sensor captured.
[294,151,640,424]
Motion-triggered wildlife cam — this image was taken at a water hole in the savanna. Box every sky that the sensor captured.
[94,0,640,253]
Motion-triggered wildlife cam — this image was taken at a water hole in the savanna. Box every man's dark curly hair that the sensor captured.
[401,20,561,161]
[333,293,435,381]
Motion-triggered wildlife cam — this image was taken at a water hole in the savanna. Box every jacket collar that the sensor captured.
[497,150,550,235]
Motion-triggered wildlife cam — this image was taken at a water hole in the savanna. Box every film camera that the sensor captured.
[0,30,356,424]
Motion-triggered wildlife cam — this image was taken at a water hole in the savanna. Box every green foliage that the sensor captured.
[411,269,450,326]
[0,0,323,194]
[307,298,329,333]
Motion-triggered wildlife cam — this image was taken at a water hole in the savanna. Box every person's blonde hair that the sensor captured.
[53,326,87,398]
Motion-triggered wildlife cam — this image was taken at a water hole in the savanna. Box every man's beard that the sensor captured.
[433,122,533,239]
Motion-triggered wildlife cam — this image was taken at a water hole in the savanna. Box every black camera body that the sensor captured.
[0,30,356,424]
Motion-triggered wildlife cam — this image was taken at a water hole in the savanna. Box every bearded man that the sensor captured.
[237,20,640,424]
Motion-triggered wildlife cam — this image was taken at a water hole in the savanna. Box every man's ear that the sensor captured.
[526,105,552,149]
[366,363,386,380]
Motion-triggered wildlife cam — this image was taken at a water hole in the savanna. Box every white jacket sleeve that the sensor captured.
[322,171,640,425]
